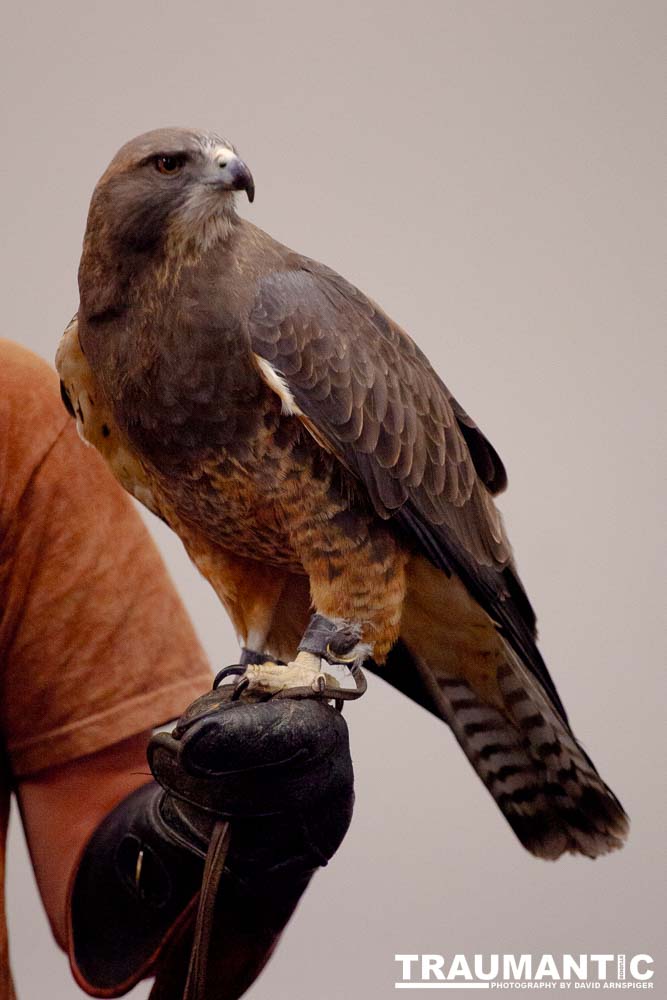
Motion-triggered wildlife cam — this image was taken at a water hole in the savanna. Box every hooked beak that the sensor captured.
[210,151,255,203]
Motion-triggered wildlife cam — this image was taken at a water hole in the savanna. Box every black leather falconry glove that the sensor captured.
[67,688,354,1000]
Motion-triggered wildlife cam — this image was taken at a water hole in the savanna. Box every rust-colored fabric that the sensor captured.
[0,340,212,997]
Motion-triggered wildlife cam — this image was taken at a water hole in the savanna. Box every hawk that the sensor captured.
[57,128,628,860]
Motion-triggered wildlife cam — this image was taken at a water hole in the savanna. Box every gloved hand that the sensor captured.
[150,688,355,879]
[68,686,354,1000]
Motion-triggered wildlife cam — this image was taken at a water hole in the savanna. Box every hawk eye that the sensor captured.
[154,154,186,175]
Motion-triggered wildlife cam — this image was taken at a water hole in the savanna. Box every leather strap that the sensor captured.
[297,613,362,662]
[183,821,232,1000]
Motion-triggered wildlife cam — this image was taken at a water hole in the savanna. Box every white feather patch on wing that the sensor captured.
[253,354,304,417]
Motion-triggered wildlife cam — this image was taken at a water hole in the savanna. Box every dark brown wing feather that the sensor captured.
[249,261,509,564]
[248,257,570,722]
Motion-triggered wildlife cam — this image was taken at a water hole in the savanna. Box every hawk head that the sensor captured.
[83,127,254,257]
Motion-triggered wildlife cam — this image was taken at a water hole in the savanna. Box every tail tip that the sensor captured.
[515,789,629,861]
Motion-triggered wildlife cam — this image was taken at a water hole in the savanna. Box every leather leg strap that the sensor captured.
[297,613,366,663]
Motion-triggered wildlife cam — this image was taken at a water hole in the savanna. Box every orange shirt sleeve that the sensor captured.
[0,341,212,777]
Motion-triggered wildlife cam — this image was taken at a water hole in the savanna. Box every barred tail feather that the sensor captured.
[406,646,629,859]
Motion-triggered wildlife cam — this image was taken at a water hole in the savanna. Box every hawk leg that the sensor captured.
[241,614,370,696]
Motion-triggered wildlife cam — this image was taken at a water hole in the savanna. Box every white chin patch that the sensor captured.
[177,187,235,249]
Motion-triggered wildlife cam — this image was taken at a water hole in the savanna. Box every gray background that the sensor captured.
[1,1,664,997]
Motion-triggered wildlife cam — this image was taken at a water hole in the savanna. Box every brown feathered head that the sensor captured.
[82,127,254,257]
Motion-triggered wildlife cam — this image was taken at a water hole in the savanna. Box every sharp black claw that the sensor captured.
[212,665,245,689]
[231,676,251,701]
